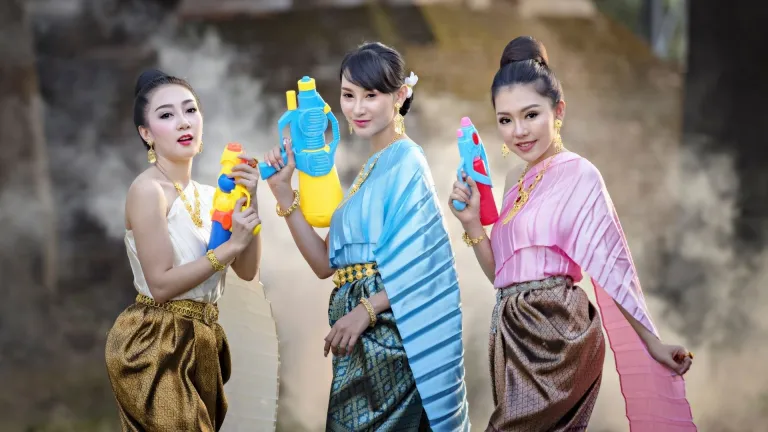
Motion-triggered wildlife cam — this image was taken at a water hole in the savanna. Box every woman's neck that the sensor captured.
[528,143,559,168]
[369,125,403,155]
[154,157,193,186]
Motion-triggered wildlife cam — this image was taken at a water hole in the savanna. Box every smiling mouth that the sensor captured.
[353,120,370,126]
[178,134,193,145]
[516,140,536,151]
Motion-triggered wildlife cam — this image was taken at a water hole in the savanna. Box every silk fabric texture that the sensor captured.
[107,180,231,430]
[491,152,696,431]
[326,271,430,431]
[329,139,470,431]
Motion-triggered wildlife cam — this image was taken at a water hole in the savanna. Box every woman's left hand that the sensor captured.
[324,305,370,357]
[648,340,693,375]
[230,154,260,203]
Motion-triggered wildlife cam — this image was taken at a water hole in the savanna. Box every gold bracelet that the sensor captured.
[276,189,300,217]
[206,250,226,272]
[462,231,486,247]
[359,297,377,328]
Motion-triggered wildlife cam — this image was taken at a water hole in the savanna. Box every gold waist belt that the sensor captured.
[135,294,219,326]
[332,262,378,288]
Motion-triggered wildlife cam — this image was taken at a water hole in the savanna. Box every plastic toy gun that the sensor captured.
[208,142,262,250]
[258,76,343,228]
[452,116,500,226]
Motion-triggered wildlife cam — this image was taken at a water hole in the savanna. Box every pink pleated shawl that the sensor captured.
[490,152,696,431]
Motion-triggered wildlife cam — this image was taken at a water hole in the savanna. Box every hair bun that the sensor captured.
[499,36,549,69]
[134,69,169,97]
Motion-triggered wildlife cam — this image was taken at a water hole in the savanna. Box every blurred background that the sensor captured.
[2,0,767,431]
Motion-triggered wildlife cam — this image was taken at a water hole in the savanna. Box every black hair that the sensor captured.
[132,69,201,149]
[491,36,563,108]
[339,42,414,117]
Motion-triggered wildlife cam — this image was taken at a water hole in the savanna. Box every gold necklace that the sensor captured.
[338,134,402,208]
[155,166,203,228]
[501,146,565,225]
[174,182,203,228]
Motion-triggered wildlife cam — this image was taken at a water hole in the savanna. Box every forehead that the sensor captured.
[340,76,373,92]
[149,84,196,108]
[494,84,550,113]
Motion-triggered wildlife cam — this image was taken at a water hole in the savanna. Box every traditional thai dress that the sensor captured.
[327,139,470,431]
[488,152,696,431]
[105,181,231,431]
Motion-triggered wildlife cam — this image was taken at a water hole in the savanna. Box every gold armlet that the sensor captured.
[206,250,227,272]
[462,231,487,247]
[359,297,377,328]
[276,190,300,217]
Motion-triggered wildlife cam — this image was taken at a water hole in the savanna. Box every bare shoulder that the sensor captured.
[503,162,527,195]
[126,173,167,217]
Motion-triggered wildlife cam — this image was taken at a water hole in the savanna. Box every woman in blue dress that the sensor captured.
[263,42,470,432]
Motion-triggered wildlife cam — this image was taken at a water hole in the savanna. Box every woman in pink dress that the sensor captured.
[448,36,697,431]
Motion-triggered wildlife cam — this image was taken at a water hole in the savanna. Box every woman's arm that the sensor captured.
[614,299,692,375]
[128,180,244,303]
[230,200,262,281]
[463,165,526,284]
[450,173,501,284]
[462,219,496,284]
[273,185,334,279]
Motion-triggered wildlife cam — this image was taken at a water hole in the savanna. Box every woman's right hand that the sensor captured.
[229,197,261,251]
[448,172,481,226]
[263,137,296,200]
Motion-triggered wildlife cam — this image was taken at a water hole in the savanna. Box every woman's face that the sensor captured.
[340,75,402,139]
[494,83,565,166]
[138,84,203,162]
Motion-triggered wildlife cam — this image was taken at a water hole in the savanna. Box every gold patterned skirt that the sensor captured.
[487,276,605,432]
[105,294,231,432]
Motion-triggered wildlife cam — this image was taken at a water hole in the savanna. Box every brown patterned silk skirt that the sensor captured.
[487,276,606,432]
[105,294,231,432]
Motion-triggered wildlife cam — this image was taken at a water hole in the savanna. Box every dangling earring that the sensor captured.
[393,103,405,135]
[198,141,203,154]
[553,119,564,152]
[501,143,511,158]
[348,121,353,135]
[147,141,157,164]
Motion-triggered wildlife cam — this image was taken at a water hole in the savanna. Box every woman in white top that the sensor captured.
[105,69,262,432]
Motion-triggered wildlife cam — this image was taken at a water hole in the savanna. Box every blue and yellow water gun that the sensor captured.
[258,76,343,228]
[453,116,500,226]
[208,142,262,250]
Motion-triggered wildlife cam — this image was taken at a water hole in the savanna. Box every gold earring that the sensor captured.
[348,122,353,135]
[147,141,157,164]
[393,103,405,135]
[198,141,203,154]
[501,143,511,158]
[553,119,564,152]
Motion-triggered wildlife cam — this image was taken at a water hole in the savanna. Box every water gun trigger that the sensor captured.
[466,166,492,186]
[240,189,262,235]
[241,188,251,210]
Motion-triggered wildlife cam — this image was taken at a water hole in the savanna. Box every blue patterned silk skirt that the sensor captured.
[325,269,430,432]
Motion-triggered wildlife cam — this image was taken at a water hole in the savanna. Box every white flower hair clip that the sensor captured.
[404,71,419,98]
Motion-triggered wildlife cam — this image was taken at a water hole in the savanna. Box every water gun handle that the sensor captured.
[258,146,287,180]
[328,110,340,152]
[237,188,261,235]
[259,111,293,180]
[452,164,469,211]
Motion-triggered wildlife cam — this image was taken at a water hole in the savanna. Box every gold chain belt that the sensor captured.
[331,262,378,288]
[135,294,219,326]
